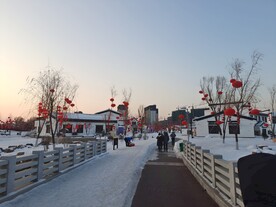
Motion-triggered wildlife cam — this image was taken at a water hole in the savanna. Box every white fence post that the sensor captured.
[54,147,63,172]
[201,149,210,176]
[83,143,87,160]
[69,145,77,165]
[1,155,16,195]
[211,154,223,188]
[92,141,97,156]
[32,150,45,180]
[229,162,237,205]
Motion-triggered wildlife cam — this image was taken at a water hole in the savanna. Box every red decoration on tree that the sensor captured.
[178,114,184,120]
[216,120,223,125]
[209,98,212,102]
[110,98,114,102]
[218,91,223,95]
[181,121,187,125]
[199,90,204,94]
[204,94,209,97]
[250,108,260,115]
[201,97,206,101]
[63,106,68,110]
[232,80,243,88]
[230,78,236,83]
[70,103,75,107]
[263,123,269,127]
[50,89,55,93]
[111,103,116,108]
[123,101,129,107]
[224,107,236,116]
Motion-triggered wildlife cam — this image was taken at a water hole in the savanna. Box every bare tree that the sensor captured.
[122,88,132,128]
[21,66,78,147]
[227,51,263,149]
[268,85,276,138]
[106,86,117,132]
[199,51,263,149]
[200,76,229,137]
[138,105,145,133]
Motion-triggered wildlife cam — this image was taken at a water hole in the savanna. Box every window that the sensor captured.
[63,124,72,133]
[46,125,51,133]
[77,125,84,133]
[96,125,104,134]
[229,121,240,134]
[208,121,220,134]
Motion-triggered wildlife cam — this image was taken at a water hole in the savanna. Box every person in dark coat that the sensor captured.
[156,132,164,152]
[170,131,176,149]
[163,131,170,152]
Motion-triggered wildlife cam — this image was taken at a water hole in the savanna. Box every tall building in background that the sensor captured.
[144,105,158,125]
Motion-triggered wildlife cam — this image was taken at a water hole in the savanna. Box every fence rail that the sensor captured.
[0,140,107,200]
[181,140,244,207]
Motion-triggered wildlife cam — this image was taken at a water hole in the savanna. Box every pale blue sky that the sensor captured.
[0,0,275,119]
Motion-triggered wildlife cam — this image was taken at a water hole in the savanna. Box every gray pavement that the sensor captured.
[131,142,219,207]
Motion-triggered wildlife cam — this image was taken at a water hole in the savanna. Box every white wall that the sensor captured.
[195,116,256,138]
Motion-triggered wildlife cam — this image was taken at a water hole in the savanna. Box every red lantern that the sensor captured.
[181,121,187,125]
[204,94,209,97]
[263,123,269,127]
[250,108,260,115]
[63,106,68,110]
[224,107,236,116]
[50,89,55,93]
[178,114,184,120]
[230,78,236,83]
[218,91,223,95]
[70,103,75,107]
[199,90,204,94]
[202,97,206,101]
[216,120,223,125]
[232,80,243,88]
[111,103,116,108]
[110,98,114,102]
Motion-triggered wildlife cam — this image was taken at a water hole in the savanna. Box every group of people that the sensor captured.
[156,130,176,152]
[109,125,135,150]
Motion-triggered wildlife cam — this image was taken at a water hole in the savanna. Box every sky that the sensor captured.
[1,132,276,206]
[1,0,276,120]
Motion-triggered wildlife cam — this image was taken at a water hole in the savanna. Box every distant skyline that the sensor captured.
[1,0,276,120]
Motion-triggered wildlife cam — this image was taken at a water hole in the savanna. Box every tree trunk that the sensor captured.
[235,134,239,150]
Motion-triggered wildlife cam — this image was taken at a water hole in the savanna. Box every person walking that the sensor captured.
[156,132,164,152]
[163,131,170,152]
[170,131,176,149]
[110,125,118,150]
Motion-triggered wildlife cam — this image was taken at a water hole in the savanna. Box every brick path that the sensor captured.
[131,143,219,207]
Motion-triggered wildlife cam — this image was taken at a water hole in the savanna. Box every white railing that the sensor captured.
[182,140,244,207]
[0,140,107,200]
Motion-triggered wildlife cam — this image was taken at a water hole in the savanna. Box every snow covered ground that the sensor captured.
[0,133,159,207]
[0,132,276,206]
[182,135,276,161]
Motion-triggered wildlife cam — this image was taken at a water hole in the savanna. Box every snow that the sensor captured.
[1,132,276,206]
[177,134,276,161]
[0,133,159,207]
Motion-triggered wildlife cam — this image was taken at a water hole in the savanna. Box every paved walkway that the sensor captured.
[131,143,219,207]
